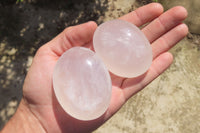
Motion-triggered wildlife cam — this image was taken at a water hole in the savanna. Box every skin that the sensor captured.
[1,3,188,133]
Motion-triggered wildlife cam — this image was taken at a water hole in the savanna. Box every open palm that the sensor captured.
[20,3,188,133]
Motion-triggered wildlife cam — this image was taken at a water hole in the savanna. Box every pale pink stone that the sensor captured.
[93,19,152,78]
[53,47,111,121]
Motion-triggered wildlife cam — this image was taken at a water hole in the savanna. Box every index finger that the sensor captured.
[119,3,164,27]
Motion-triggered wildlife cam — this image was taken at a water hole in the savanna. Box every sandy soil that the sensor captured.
[0,0,200,132]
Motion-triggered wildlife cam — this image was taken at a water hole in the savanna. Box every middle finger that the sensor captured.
[142,6,188,43]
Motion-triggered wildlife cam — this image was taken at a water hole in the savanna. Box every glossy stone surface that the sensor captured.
[53,47,112,121]
[93,19,152,78]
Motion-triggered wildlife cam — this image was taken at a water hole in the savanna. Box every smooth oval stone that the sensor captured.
[93,19,152,78]
[53,47,112,121]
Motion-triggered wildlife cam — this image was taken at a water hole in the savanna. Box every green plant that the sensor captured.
[153,0,158,2]
[16,0,24,3]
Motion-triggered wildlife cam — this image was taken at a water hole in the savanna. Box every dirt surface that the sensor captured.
[0,0,200,132]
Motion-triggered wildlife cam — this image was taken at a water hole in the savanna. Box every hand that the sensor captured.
[2,3,188,133]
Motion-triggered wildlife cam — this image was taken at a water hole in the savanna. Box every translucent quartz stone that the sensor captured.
[53,47,112,121]
[93,19,152,78]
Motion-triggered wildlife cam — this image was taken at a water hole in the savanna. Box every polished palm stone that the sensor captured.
[53,47,112,121]
[93,19,152,78]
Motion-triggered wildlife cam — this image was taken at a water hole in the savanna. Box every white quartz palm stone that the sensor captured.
[53,47,112,121]
[93,19,152,78]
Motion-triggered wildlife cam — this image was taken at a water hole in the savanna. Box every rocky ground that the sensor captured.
[0,0,200,132]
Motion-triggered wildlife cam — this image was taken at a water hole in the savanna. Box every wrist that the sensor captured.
[1,99,46,133]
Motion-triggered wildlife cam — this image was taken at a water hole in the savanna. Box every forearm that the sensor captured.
[1,99,46,133]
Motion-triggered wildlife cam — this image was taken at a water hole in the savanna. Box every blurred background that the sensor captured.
[0,0,199,132]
